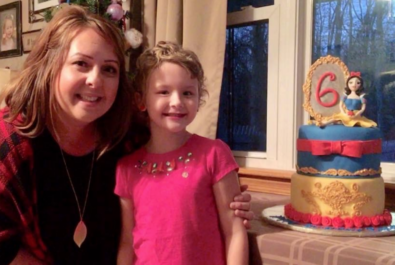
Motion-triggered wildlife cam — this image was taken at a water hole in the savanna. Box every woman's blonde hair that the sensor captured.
[134,41,207,107]
[1,5,133,155]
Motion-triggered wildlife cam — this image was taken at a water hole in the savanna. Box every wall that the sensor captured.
[0,0,44,70]
[0,0,131,70]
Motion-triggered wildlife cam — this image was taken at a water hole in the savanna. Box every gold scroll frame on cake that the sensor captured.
[303,55,349,125]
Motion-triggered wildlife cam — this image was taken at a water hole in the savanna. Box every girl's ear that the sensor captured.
[134,92,146,111]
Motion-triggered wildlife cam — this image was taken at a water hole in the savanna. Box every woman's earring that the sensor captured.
[139,104,146,112]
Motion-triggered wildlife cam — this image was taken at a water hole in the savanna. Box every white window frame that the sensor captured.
[227,0,395,183]
[228,0,302,171]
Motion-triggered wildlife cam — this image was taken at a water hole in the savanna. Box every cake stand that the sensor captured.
[262,205,395,237]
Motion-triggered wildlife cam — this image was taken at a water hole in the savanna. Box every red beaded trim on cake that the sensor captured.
[284,203,392,228]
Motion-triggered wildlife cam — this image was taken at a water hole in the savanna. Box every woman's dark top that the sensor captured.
[33,130,123,265]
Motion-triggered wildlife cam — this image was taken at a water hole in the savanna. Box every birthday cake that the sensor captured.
[284,56,392,228]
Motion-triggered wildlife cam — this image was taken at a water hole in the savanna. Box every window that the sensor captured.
[217,22,269,152]
[218,1,301,170]
[312,0,395,180]
[389,0,395,18]
[227,0,274,12]
[218,0,395,182]
[217,0,274,152]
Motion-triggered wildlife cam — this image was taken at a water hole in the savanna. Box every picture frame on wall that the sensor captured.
[0,1,22,59]
[22,30,41,53]
[33,0,58,12]
[29,0,44,23]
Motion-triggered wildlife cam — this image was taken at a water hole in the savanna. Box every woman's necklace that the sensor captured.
[59,147,95,248]
[51,119,96,248]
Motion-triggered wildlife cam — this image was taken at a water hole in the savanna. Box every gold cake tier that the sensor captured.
[290,173,385,218]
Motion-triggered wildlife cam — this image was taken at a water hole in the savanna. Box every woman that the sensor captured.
[0,6,252,265]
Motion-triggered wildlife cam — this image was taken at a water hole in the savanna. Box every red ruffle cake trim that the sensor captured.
[284,203,392,228]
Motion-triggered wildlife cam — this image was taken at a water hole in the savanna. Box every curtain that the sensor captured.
[143,0,227,139]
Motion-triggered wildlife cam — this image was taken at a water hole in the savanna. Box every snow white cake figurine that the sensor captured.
[321,72,377,128]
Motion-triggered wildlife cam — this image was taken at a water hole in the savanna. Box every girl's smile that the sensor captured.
[163,112,187,118]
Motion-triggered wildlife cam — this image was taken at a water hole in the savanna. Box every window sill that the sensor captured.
[239,167,293,196]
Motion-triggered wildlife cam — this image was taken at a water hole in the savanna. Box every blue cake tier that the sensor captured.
[297,125,382,178]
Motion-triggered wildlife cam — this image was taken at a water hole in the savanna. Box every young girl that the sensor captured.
[115,41,249,265]
[1,14,16,51]
[0,7,252,264]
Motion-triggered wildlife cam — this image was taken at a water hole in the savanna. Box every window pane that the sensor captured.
[227,0,274,13]
[217,22,268,152]
[313,0,395,162]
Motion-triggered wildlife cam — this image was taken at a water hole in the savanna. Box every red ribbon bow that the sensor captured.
[350,71,361,77]
[297,139,381,158]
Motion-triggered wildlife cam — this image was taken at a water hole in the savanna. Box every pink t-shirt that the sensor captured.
[115,134,239,265]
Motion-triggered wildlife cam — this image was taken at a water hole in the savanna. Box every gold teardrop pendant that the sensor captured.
[73,220,87,248]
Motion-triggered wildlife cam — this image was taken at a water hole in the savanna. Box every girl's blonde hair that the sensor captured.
[1,5,133,155]
[1,15,14,45]
[134,41,207,107]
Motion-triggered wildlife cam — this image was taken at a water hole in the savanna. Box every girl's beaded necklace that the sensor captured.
[136,151,193,177]
[137,134,194,178]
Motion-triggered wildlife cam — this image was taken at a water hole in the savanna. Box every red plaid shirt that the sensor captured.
[0,109,52,264]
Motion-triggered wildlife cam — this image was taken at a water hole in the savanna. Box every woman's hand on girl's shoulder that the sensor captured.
[230,185,254,229]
